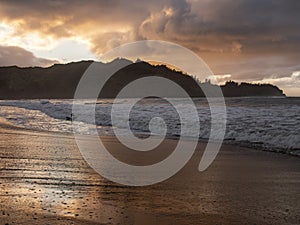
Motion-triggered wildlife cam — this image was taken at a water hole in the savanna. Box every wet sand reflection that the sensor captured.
[0,127,299,224]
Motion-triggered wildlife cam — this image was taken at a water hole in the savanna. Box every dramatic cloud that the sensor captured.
[0,0,299,94]
[0,45,58,67]
[0,0,299,53]
[255,71,300,96]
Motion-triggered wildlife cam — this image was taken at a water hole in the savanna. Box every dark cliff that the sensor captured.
[0,60,285,99]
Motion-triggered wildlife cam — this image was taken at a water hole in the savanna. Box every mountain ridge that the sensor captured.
[0,59,285,99]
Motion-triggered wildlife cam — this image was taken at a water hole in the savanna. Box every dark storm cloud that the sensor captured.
[0,0,299,94]
[0,0,299,53]
[0,45,58,67]
[139,0,300,53]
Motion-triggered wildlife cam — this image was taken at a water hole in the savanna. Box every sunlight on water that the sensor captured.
[0,97,299,151]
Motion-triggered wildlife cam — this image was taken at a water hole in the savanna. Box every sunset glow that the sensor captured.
[0,0,299,95]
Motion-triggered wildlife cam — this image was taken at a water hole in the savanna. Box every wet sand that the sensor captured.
[0,122,299,225]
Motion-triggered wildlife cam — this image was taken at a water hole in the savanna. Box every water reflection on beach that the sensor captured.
[0,126,299,224]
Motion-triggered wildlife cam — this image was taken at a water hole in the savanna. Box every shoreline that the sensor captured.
[0,120,299,224]
[0,116,299,158]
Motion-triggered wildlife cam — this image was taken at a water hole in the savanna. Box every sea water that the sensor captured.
[0,97,299,153]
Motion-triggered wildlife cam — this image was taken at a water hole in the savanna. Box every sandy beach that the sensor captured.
[0,121,299,225]
[1,0,299,224]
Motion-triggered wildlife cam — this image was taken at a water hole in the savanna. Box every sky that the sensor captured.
[0,0,299,96]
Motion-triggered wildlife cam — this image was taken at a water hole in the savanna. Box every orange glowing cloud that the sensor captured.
[0,0,299,95]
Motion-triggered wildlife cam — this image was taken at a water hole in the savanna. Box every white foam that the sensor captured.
[0,98,299,151]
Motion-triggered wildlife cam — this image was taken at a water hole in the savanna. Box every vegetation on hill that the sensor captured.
[0,59,285,99]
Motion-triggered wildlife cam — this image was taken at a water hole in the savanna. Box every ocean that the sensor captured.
[0,97,299,155]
